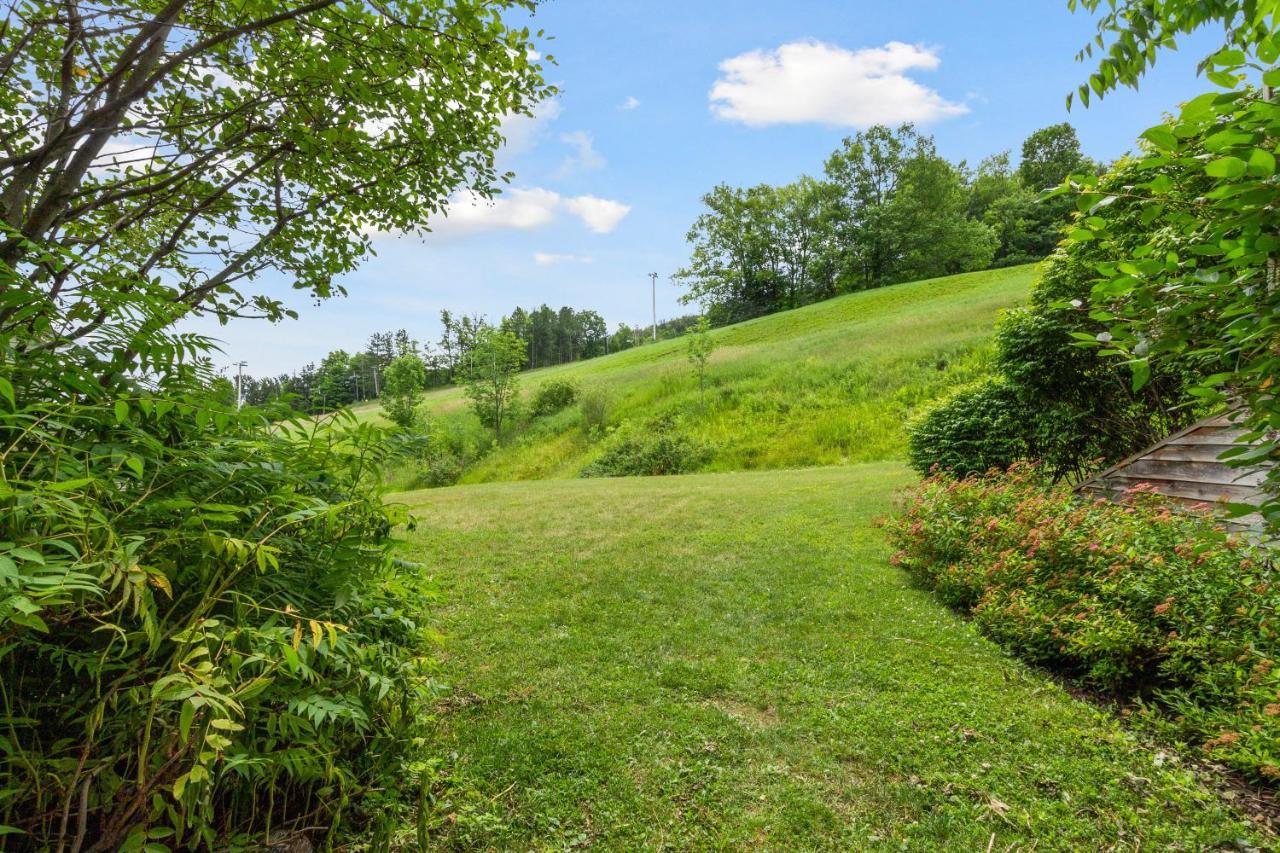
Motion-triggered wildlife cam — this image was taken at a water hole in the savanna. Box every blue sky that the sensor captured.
[197,0,1223,376]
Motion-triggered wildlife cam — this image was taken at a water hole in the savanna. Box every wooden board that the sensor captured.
[1082,475,1261,505]
[1110,459,1267,488]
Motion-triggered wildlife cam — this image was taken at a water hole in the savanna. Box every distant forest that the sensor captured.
[233,308,696,411]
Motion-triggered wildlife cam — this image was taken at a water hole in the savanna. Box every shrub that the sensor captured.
[581,416,712,477]
[530,379,580,418]
[906,379,1026,477]
[0,390,433,847]
[884,466,1280,783]
[578,388,612,434]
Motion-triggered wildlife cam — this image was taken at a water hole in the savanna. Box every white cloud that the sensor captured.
[368,188,631,241]
[619,95,640,110]
[556,130,606,177]
[498,98,563,158]
[709,40,967,128]
[563,195,631,234]
[533,252,594,265]
[425,187,562,238]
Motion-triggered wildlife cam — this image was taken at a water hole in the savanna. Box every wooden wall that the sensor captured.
[1077,410,1268,528]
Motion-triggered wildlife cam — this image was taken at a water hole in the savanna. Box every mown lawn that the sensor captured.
[397,464,1267,850]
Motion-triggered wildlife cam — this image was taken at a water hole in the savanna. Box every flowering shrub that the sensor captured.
[884,465,1280,783]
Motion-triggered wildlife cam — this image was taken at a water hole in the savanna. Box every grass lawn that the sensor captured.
[397,464,1265,850]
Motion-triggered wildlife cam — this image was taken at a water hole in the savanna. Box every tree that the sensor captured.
[1018,123,1090,191]
[1065,0,1280,528]
[824,124,927,287]
[382,353,428,429]
[674,183,780,323]
[686,316,716,406]
[464,327,526,442]
[1,1,549,392]
[312,349,353,410]
[889,151,997,281]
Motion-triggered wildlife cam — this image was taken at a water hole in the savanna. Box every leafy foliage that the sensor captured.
[685,316,716,406]
[908,156,1202,481]
[581,416,712,477]
[1065,0,1280,528]
[0,0,549,382]
[0,386,434,847]
[675,123,1090,322]
[0,2,548,846]
[886,465,1280,783]
[907,379,1027,477]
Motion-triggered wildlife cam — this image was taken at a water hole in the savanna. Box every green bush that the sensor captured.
[0,388,433,847]
[578,387,612,434]
[581,416,711,477]
[906,379,1026,476]
[529,379,579,418]
[884,466,1280,783]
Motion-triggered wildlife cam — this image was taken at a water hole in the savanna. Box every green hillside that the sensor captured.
[369,264,1035,486]
[379,261,1272,846]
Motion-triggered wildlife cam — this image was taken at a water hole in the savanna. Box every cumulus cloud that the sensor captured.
[533,252,594,265]
[368,188,630,241]
[426,187,562,238]
[562,195,631,234]
[498,98,563,158]
[619,95,640,110]
[556,130,606,176]
[709,40,967,128]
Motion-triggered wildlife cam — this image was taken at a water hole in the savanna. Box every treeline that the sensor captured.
[677,122,1100,324]
[237,307,698,411]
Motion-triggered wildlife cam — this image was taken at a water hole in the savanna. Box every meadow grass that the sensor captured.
[359,264,1034,485]
[396,464,1266,850]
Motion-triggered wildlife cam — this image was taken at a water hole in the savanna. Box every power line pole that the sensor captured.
[649,272,658,343]
[232,360,247,409]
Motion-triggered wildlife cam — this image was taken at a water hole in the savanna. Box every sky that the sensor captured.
[193,0,1225,377]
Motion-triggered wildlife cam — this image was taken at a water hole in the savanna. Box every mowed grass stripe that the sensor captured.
[398,464,1260,850]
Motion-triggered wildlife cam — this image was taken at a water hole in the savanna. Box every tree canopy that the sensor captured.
[1,0,550,390]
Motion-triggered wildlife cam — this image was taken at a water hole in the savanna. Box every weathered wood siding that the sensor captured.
[1077,410,1269,528]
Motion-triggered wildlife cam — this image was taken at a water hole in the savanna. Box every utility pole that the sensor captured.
[649,272,658,342]
[231,360,247,408]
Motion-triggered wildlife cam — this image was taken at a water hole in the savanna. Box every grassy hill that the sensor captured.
[368,264,1035,487]
[382,262,1272,846]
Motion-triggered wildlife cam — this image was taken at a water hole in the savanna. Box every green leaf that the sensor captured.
[1210,48,1247,67]
[1140,125,1179,151]
[114,400,129,424]
[1248,148,1276,177]
[1130,359,1151,392]
[1204,156,1247,178]
[179,700,196,743]
[0,377,13,410]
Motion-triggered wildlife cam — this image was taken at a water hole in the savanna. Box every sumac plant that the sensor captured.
[886,465,1280,783]
[0,388,436,848]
